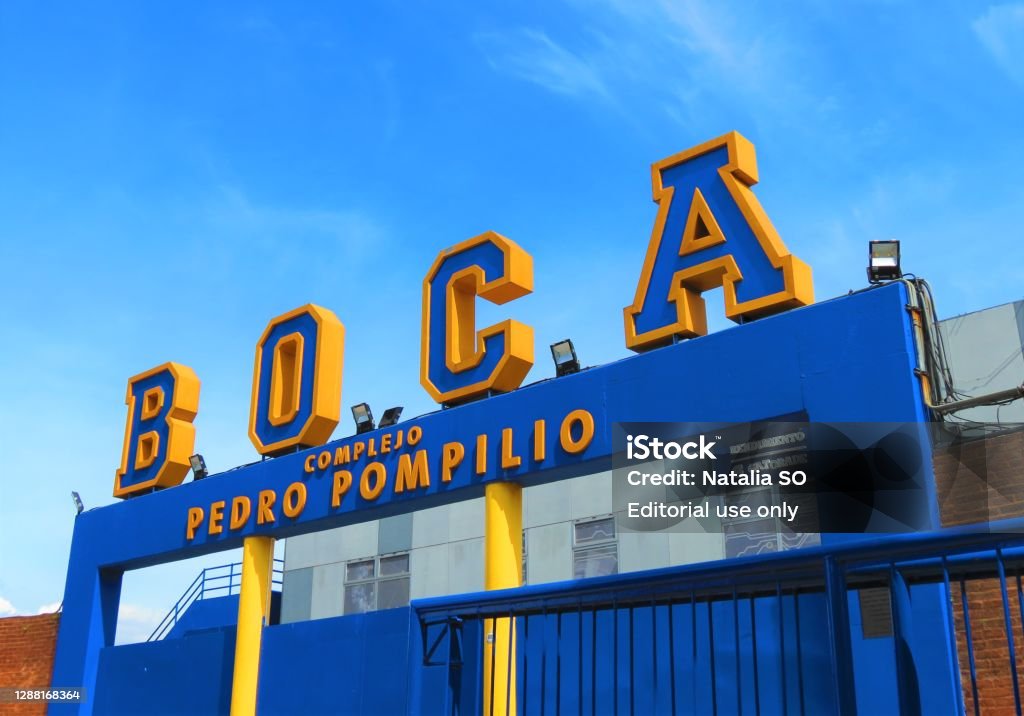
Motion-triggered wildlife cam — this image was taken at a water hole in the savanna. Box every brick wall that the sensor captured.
[0,613,60,716]
[936,428,1024,715]
[936,428,1024,527]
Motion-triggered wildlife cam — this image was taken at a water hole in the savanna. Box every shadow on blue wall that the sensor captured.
[257,608,420,715]
[163,593,281,640]
[93,626,236,715]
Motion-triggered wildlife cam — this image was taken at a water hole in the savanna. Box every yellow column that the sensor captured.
[230,536,275,716]
[483,482,522,716]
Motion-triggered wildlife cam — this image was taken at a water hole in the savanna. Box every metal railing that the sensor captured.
[147,558,284,642]
[414,519,1024,715]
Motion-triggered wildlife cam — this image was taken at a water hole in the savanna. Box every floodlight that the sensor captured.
[71,491,84,515]
[550,339,581,377]
[189,454,209,480]
[379,407,404,427]
[352,403,375,434]
[868,240,901,283]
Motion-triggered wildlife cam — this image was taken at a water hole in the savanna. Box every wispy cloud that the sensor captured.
[973,3,1024,85]
[476,0,827,134]
[475,28,610,100]
[621,0,760,75]
[194,185,391,292]
[36,602,61,615]
[116,603,166,644]
[0,596,16,616]
[206,185,387,255]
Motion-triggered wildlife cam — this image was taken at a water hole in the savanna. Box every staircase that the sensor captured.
[148,559,283,641]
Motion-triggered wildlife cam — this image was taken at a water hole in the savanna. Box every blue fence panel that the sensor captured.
[411,518,1024,716]
[256,607,413,715]
[84,519,1024,714]
[92,627,236,715]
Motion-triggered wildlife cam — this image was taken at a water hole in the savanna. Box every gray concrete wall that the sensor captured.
[938,300,1024,423]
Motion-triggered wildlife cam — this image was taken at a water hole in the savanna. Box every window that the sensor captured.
[572,517,617,579]
[343,553,410,615]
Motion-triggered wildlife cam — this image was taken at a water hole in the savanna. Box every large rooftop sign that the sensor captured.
[54,132,851,714]
[112,131,814,504]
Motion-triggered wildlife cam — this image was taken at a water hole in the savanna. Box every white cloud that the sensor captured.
[191,184,392,298]
[475,28,610,100]
[643,0,756,72]
[116,603,167,645]
[206,185,388,257]
[476,0,820,131]
[35,602,61,615]
[603,0,811,113]
[973,4,1024,85]
[0,596,17,616]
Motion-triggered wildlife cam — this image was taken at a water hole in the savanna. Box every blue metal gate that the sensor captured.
[414,518,1024,715]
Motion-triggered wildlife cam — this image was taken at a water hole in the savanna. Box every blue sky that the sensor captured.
[1,1,1022,641]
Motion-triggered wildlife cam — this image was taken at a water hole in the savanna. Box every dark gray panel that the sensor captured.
[378,513,413,555]
[279,566,314,624]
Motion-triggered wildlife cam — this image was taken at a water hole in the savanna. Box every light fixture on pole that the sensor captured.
[71,491,84,515]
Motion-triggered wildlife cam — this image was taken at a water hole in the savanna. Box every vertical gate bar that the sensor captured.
[822,557,856,716]
[1017,573,1024,645]
[592,608,597,716]
[668,601,677,716]
[490,612,498,716]
[444,621,453,716]
[888,565,921,716]
[793,591,805,716]
[578,602,584,716]
[540,608,547,716]
[996,549,1022,716]
[776,582,788,716]
[629,605,635,716]
[941,559,966,716]
[475,608,484,716]
[613,598,619,716]
[708,597,718,716]
[733,586,742,716]
[523,613,530,716]
[556,610,562,716]
[959,577,980,716]
[506,609,515,716]
[888,566,906,713]
[691,590,698,715]
[651,598,658,712]
[750,593,760,716]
